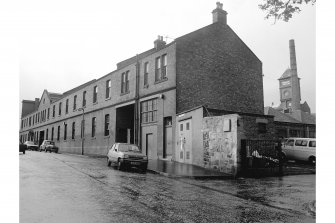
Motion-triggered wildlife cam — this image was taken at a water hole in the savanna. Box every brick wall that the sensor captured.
[176,23,264,115]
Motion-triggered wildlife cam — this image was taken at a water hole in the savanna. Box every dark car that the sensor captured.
[20,142,26,154]
[24,141,39,151]
[39,140,59,153]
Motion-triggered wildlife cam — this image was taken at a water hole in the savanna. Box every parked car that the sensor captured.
[107,143,148,172]
[39,140,59,153]
[282,138,316,164]
[24,141,39,151]
[19,141,26,154]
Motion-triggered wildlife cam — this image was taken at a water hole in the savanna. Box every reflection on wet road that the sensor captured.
[20,152,315,223]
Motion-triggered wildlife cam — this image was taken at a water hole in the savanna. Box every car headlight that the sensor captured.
[123,154,129,159]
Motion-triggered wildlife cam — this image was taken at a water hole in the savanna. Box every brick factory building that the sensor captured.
[20,3,265,162]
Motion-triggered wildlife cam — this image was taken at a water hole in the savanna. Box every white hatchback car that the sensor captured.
[282,138,316,164]
[107,143,148,171]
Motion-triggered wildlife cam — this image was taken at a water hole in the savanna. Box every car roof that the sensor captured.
[287,138,315,140]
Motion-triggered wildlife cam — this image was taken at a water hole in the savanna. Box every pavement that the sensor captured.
[20,151,316,223]
[147,159,233,179]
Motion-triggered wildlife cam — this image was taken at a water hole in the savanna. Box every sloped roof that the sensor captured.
[300,111,316,124]
[48,92,63,102]
[265,107,300,123]
[279,68,291,79]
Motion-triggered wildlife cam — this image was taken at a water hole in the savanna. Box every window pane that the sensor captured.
[180,124,183,131]
[309,141,316,147]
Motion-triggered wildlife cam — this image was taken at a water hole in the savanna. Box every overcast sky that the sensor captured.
[15,0,315,114]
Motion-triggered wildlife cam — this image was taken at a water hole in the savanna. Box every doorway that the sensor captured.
[163,117,172,158]
[178,119,192,164]
[115,104,134,143]
[146,133,154,159]
[39,130,45,146]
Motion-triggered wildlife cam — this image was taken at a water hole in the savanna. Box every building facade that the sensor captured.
[20,3,264,162]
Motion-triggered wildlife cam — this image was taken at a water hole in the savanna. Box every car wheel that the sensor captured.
[117,159,123,171]
[309,156,316,165]
[107,158,111,167]
[23,150,25,154]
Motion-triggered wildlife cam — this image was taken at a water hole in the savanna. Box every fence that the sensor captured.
[240,139,283,177]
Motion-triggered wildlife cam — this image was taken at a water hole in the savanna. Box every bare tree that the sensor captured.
[259,0,316,22]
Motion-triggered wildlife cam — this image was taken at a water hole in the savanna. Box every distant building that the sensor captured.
[264,40,315,138]
[20,3,265,161]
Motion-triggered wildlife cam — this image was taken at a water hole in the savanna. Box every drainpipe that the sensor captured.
[135,54,140,148]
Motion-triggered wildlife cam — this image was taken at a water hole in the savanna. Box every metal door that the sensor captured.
[178,120,192,164]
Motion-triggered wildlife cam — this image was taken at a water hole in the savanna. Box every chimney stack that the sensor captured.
[34,98,39,110]
[212,2,227,24]
[289,39,297,76]
[154,35,166,50]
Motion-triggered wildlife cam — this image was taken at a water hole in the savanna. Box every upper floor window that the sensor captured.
[121,71,129,94]
[66,99,69,114]
[82,91,86,107]
[104,114,110,136]
[93,86,98,103]
[73,95,77,110]
[144,62,149,87]
[29,117,31,126]
[51,127,54,141]
[91,117,96,137]
[141,98,158,123]
[47,108,50,119]
[106,80,111,99]
[53,105,55,117]
[155,54,167,82]
[58,102,62,116]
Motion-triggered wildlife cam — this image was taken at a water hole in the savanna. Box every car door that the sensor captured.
[109,144,117,163]
[294,139,308,161]
[284,139,295,159]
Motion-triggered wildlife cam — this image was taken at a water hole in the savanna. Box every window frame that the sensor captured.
[106,80,111,99]
[91,117,96,137]
[104,114,110,136]
[73,95,77,110]
[93,86,98,103]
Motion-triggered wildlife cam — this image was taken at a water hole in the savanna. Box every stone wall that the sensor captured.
[203,114,239,176]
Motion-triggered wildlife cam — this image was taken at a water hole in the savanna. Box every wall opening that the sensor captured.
[115,104,134,143]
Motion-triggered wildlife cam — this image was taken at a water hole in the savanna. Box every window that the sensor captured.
[162,54,167,79]
[295,140,302,146]
[47,108,50,119]
[144,62,149,87]
[301,140,308,146]
[66,99,69,114]
[104,114,110,136]
[155,54,167,82]
[286,139,294,146]
[180,124,183,131]
[58,102,62,116]
[51,127,54,141]
[93,86,98,103]
[29,117,31,126]
[64,123,67,140]
[46,129,48,140]
[258,123,267,134]
[57,126,60,141]
[72,122,75,139]
[309,141,316,147]
[106,80,111,98]
[21,120,23,129]
[73,95,77,110]
[38,112,40,123]
[32,115,34,125]
[91,117,96,137]
[186,122,190,130]
[141,98,158,123]
[81,120,85,138]
[121,71,129,94]
[82,91,86,107]
[155,57,161,81]
[53,105,55,117]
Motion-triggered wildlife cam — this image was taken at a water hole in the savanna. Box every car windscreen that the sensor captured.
[118,144,140,152]
[46,141,55,145]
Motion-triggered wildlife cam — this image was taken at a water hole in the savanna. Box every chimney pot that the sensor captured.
[212,2,227,24]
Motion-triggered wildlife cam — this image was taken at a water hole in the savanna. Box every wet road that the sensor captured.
[20,151,315,223]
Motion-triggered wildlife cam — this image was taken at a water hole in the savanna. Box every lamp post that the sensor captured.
[78,107,85,155]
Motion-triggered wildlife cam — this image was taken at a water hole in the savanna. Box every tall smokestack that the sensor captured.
[289,39,297,76]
